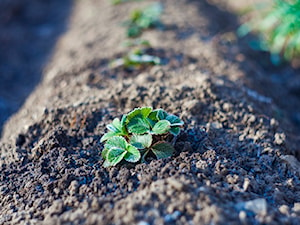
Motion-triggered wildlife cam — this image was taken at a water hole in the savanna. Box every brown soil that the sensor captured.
[1,0,300,224]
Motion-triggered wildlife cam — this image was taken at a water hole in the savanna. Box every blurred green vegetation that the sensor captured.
[110,39,161,69]
[124,2,163,37]
[239,0,300,65]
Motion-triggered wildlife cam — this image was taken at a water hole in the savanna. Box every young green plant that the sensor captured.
[124,2,163,38]
[110,39,161,69]
[100,107,184,167]
[238,0,300,64]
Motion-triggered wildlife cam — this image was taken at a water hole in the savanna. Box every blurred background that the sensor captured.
[1,0,300,137]
[0,0,72,135]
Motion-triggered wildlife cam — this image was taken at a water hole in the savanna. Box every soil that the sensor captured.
[1,0,300,224]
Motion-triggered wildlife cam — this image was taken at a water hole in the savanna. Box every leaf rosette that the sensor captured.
[100,107,184,167]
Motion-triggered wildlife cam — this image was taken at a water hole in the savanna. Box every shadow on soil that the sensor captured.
[186,0,300,158]
[0,0,73,136]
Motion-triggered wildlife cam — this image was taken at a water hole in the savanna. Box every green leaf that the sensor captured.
[148,111,158,121]
[137,17,152,28]
[127,107,152,121]
[148,109,168,123]
[126,108,141,121]
[106,147,127,166]
[137,3,163,29]
[106,124,117,132]
[131,9,143,21]
[103,160,113,168]
[139,106,153,118]
[128,54,161,65]
[112,118,122,131]
[120,115,128,134]
[127,116,150,134]
[166,114,184,126]
[151,142,175,159]
[125,3,163,37]
[147,117,156,128]
[152,120,171,135]
[105,136,127,150]
[106,118,124,133]
[153,109,168,120]
[129,141,143,149]
[127,25,141,38]
[124,145,141,162]
[102,147,109,159]
[170,127,181,136]
[121,114,127,127]
[157,109,168,120]
[130,134,152,148]
[102,117,128,142]
[100,131,119,142]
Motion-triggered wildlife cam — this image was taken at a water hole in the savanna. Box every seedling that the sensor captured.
[110,40,161,69]
[100,107,184,167]
[124,3,163,38]
[238,0,300,64]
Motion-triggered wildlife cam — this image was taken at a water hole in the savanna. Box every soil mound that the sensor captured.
[1,0,300,224]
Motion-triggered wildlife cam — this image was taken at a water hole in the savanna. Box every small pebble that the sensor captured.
[293,202,300,214]
[274,132,286,145]
[239,210,247,222]
[279,205,289,215]
[137,221,149,225]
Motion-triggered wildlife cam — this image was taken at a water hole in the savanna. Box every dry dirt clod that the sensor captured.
[280,155,300,176]
[236,198,268,217]
[274,132,286,145]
